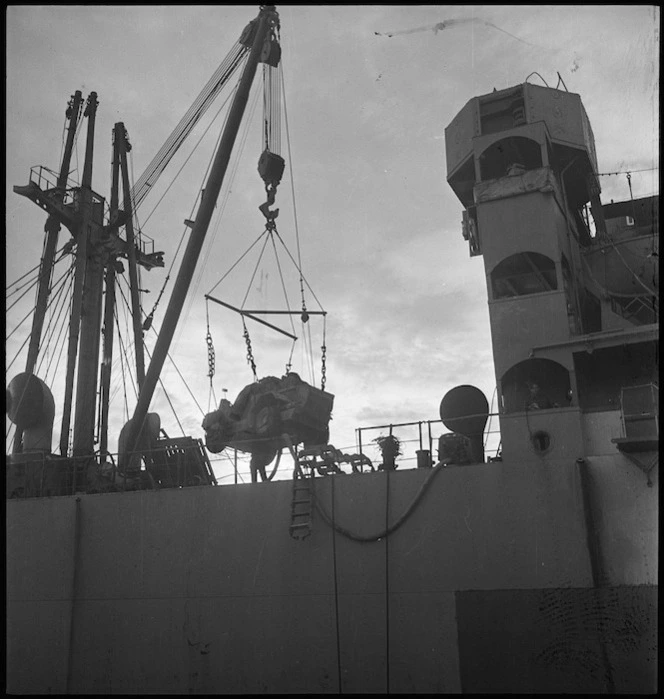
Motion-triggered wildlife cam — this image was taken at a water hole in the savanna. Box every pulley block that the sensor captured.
[258,150,285,188]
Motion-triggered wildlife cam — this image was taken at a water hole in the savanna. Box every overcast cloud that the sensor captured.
[6,5,659,481]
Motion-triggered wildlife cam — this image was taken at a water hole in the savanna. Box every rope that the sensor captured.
[385,468,391,693]
[330,477,344,692]
[314,465,446,542]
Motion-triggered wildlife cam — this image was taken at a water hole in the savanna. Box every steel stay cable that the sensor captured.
[41,272,75,385]
[113,282,139,403]
[114,272,206,418]
[240,232,273,308]
[114,305,132,420]
[6,251,69,312]
[206,229,271,296]
[143,342,186,436]
[268,229,297,338]
[272,230,326,312]
[130,43,249,211]
[236,229,273,378]
[7,275,41,313]
[36,261,76,377]
[6,257,70,353]
[189,75,263,311]
[6,254,53,294]
[139,86,237,229]
[280,66,307,309]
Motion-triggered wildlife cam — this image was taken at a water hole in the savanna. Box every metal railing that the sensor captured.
[28,165,105,211]
[6,439,216,500]
[356,413,503,470]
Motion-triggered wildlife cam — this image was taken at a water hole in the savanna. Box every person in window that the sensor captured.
[525,382,557,410]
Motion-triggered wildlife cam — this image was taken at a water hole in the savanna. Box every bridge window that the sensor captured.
[500,358,571,414]
[479,86,526,135]
[491,252,557,299]
[479,136,542,181]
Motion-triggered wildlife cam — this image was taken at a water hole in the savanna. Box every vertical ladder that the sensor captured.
[289,461,314,540]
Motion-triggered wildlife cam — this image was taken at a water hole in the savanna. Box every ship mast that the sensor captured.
[120,5,279,465]
[117,125,147,389]
[12,90,84,454]
[98,125,122,459]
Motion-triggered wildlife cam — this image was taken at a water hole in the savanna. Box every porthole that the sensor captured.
[531,430,552,454]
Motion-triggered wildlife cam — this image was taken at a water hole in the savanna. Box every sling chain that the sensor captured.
[243,318,258,380]
[320,317,327,391]
[205,301,216,380]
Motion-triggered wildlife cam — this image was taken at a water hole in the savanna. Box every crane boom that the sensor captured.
[129,39,250,213]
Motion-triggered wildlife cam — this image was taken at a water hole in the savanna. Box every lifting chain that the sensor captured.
[205,301,216,380]
[243,319,258,380]
[206,330,215,380]
[321,343,327,391]
[320,316,327,391]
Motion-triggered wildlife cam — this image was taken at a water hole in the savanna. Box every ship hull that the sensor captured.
[7,456,657,693]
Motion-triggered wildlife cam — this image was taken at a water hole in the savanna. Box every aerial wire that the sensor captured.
[191,75,263,307]
[144,343,186,436]
[114,306,131,423]
[36,261,75,378]
[268,232,297,338]
[148,324,207,417]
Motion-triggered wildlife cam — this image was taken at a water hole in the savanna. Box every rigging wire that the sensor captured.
[207,230,271,296]
[129,43,249,212]
[193,75,263,302]
[268,232,297,338]
[6,273,42,312]
[114,306,132,422]
[42,288,72,389]
[240,233,273,307]
[169,69,262,359]
[36,261,76,378]
[5,247,65,294]
[143,343,186,436]
[139,86,237,230]
[272,229,326,311]
[148,325,207,417]
[281,66,309,314]
[114,278,140,402]
[5,330,31,373]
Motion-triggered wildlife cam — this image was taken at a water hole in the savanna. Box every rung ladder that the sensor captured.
[289,462,314,540]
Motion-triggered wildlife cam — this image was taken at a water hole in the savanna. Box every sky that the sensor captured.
[6,5,659,483]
